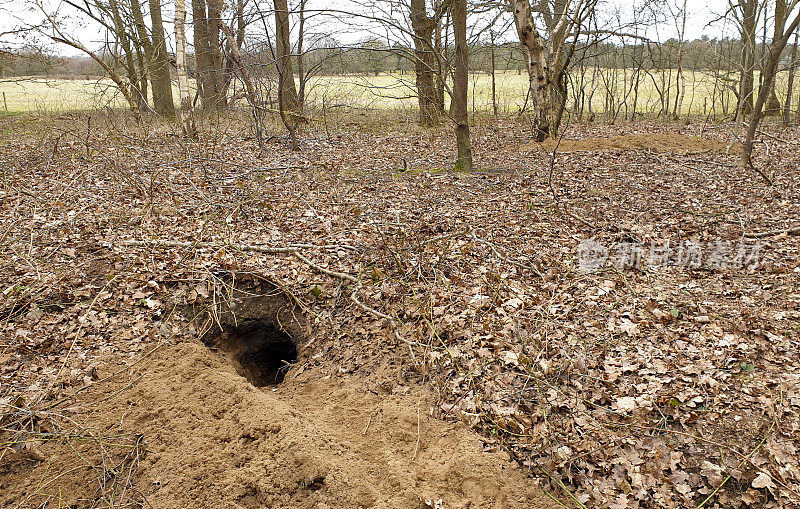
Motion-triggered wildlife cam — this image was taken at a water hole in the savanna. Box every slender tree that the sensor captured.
[451,0,472,171]
[784,26,799,125]
[175,0,196,136]
[741,0,800,173]
[274,0,299,114]
[512,0,550,140]
[733,0,759,118]
[147,0,174,116]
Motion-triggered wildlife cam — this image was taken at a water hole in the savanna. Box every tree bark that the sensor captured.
[765,0,787,115]
[410,0,440,126]
[296,0,307,107]
[175,0,196,136]
[490,30,498,116]
[274,0,299,115]
[193,0,226,111]
[147,0,175,116]
[737,0,757,118]
[451,0,472,171]
[434,4,446,113]
[512,0,550,141]
[674,0,687,119]
[784,26,799,125]
[129,0,154,107]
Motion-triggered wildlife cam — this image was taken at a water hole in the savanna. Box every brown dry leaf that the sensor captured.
[753,472,776,490]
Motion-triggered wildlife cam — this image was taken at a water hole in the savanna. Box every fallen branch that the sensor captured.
[0,188,37,203]
[118,238,417,355]
[120,239,297,254]
[756,129,792,144]
[743,226,800,238]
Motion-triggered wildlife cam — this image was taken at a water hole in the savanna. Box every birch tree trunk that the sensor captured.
[451,0,472,171]
[674,0,688,119]
[490,30,498,116]
[175,0,196,136]
[512,0,550,141]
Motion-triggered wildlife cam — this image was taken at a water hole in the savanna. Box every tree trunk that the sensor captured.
[765,0,788,115]
[274,0,299,116]
[147,0,175,117]
[410,0,440,126]
[451,0,472,171]
[109,0,147,112]
[220,24,273,149]
[741,7,800,173]
[193,0,226,111]
[674,0,687,119]
[434,3,446,113]
[129,0,154,106]
[490,30,498,116]
[175,0,196,136]
[737,0,757,118]
[512,0,550,141]
[550,68,568,134]
[296,0,307,108]
[784,27,799,125]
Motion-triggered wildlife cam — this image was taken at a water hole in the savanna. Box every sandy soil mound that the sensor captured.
[515,133,728,153]
[0,342,551,508]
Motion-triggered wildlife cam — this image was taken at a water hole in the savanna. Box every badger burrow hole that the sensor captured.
[198,277,304,387]
[208,320,298,386]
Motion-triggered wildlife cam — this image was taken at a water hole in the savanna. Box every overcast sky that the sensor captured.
[1,0,738,57]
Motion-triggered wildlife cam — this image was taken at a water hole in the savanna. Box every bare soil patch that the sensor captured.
[0,342,549,508]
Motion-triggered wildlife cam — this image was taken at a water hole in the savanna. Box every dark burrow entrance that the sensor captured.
[209,320,298,386]
[196,276,304,387]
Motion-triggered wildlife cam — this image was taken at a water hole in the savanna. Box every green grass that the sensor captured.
[1,70,797,117]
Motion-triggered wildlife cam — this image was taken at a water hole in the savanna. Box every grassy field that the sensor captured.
[0,78,129,113]
[1,70,797,117]
[306,70,800,117]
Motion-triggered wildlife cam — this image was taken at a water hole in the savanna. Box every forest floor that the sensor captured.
[0,111,799,508]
